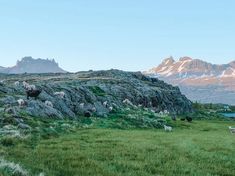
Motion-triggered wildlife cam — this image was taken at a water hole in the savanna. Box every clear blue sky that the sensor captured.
[0,0,235,72]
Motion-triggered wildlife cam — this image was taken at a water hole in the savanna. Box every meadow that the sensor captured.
[0,119,235,176]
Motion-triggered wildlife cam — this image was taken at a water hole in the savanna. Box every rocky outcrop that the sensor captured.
[0,70,193,119]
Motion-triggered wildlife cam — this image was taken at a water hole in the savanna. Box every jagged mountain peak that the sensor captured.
[146,57,234,78]
[0,57,67,74]
[179,56,193,62]
[162,56,175,65]
[144,56,235,105]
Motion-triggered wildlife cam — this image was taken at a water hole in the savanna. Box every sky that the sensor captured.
[0,0,235,72]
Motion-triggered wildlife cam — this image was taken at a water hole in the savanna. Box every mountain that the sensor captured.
[0,57,67,74]
[144,56,235,105]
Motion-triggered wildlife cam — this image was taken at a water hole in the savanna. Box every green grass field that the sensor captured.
[0,120,235,176]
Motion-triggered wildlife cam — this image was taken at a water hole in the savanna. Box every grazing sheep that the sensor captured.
[22,81,29,88]
[164,125,172,132]
[17,99,26,107]
[54,91,65,98]
[123,99,134,106]
[26,89,42,99]
[14,81,20,86]
[91,107,97,112]
[229,126,235,134]
[23,81,36,91]
[164,110,169,114]
[186,116,192,122]
[45,100,53,108]
[79,103,84,108]
[108,106,113,111]
[103,101,108,107]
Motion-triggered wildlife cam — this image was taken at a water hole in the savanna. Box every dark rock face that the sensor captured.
[0,70,193,118]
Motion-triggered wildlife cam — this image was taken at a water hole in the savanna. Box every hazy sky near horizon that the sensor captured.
[0,0,235,72]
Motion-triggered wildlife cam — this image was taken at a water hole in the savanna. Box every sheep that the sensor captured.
[26,89,42,99]
[45,100,53,108]
[164,125,172,132]
[91,107,97,112]
[22,81,29,88]
[103,101,108,107]
[123,99,134,106]
[186,116,192,122]
[108,106,113,111]
[54,91,65,98]
[23,81,36,91]
[164,110,169,114]
[79,103,85,108]
[14,81,20,86]
[17,99,26,107]
[229,126,235,134]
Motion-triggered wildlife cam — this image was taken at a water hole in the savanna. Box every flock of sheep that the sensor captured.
[1,80,207,132]
[15,81,65,108]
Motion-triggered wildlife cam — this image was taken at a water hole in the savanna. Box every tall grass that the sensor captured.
[0,120,235,176]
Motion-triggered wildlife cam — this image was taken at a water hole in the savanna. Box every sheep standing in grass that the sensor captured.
[23,81,36,91]
[26,89,42,99]
[108,106,113,112]
[164,125,172,132]
[45,100,53,108]
[79,103,84,108]
[123,99,134,106]
[103,101,108,107]
[91,107,96,112]
[54,91,65,98]
[17,99,26,107]
[14,81,20,87]
[229,126,235,134]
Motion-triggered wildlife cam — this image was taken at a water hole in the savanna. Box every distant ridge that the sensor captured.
[144,56,235,105]
[0,57,67,74]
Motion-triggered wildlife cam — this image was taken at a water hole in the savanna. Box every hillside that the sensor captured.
[0,70,192,119]
[145,57,235,105]
[0,57,67,74]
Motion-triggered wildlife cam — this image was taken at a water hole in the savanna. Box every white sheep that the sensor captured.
[103,101,108,107]
[164,125,172,132]
[123,99,134,106]
[17,99,26,107]
[91,107,97,112]
[45,100,53,108]
[54,91,65,98]
[22,81,29,88]
[108,106,113,111]
[79,103,85,108]
[23,81,36,91]
[229,126,235,134]
[164,110,169,114]
[14,81,20,86]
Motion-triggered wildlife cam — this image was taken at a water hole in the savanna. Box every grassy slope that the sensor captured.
[1,120,235,176]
